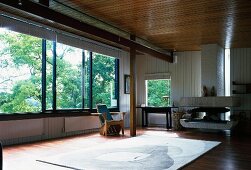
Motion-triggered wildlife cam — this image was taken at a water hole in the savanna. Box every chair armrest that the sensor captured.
[92,112,125,120]
[110,112,125,120]
[110,112,122,115]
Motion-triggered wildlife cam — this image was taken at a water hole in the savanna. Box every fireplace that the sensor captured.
[179,97,240,130]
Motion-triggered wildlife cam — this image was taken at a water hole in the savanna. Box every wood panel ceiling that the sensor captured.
[51,0,251,52]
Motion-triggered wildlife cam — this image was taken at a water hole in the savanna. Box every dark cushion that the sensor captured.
[98,114,105,125]
[97,104,113,121]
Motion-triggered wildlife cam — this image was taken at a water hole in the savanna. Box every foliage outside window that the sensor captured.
[0,29,42,113]
[92,53,117,108]
[56,43,82,109]
[146,79,171,107]
[45,41,53,110]
[83,50,90,109]
[0,28,119,115]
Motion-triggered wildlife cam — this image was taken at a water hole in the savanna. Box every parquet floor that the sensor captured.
[3,128,251,170]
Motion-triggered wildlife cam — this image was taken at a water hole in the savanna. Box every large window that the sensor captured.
[145,79,171,107]
[0,29,42,113]
[83,50,91,109]
[56,43,82,109]
[0,28,120,115]
[92,53,117,108]
[46,40,53,110]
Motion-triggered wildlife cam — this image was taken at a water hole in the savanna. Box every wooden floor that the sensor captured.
[3,127,251,170]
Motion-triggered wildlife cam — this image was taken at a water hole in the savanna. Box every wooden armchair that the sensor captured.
[97,104,125,136]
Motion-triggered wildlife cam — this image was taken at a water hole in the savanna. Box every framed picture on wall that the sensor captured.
[124,74,130,94]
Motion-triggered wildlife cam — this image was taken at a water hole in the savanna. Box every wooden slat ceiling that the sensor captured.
[51,0,251,52]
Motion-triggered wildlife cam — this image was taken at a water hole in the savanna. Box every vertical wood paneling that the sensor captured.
[119,51,130,127]
[195,52,201,96]
[187,52,192,96]
[136,51,201,125]
[0,119,43,140]
[48,117,64,138]
[231,48,251,113]
[65,116,99,132]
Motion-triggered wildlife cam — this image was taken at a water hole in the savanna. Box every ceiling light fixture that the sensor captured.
[18,0,22,6]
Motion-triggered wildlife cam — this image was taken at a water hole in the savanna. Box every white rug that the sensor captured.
[37,132,220,170]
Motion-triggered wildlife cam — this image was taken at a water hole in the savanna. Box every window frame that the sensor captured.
[0,35,120,118]
[48,40,120,113]
[145,78,172,107]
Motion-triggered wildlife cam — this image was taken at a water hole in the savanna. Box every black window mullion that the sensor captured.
[82,50,85,108]
[41,39,46,112]
[89,52,93,112]
[52,41,57,111]
[115,59,120,110]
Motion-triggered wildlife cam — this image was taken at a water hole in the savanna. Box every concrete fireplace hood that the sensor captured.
[179,97,241,107]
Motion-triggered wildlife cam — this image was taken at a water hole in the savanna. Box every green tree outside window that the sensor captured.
[146,79,171,107]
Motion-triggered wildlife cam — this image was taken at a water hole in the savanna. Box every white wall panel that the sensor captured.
[136,51,201,125]
[0,119,43,140]
[47,117,64,138]
[119,51,130,127]
[64,116,99,133]
[231,48,251,113]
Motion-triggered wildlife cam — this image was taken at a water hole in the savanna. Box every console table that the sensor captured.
[136,106,178,129]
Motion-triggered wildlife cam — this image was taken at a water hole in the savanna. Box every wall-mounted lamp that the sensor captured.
[171,51,178,64]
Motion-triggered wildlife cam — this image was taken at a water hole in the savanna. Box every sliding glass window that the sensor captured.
[0,20,120,115]
[44,44,119,111]
[0,29,42,113]
[83,50,91,109]
[45,40,54,110]
[56,43,82,109]
[92,53,117,108]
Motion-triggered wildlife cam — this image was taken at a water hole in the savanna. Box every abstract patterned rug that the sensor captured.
[37,132,220,170]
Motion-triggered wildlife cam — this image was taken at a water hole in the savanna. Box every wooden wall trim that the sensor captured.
[130,35,136,136]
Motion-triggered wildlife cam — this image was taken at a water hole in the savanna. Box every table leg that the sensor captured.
[166,112,168,129]
[167,108,172,129]
[142,110,145,127]
[169,112,172,128]
[146,112,148,127]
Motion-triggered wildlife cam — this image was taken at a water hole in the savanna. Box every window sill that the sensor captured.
[0,111,91,121]
[0,107,120,121]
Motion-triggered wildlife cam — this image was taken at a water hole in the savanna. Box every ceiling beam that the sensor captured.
[0,0,173,63]
[38,0,49,7]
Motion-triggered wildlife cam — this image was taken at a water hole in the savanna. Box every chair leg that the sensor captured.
[112,126,117,133]
[122,128,124,135]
